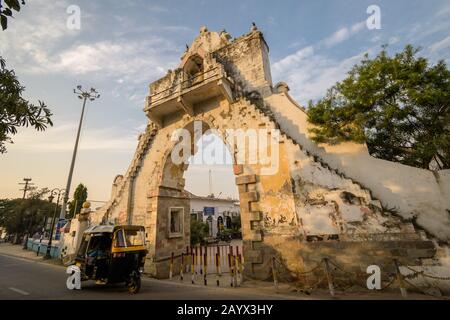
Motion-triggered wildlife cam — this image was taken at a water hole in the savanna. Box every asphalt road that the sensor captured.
[0,253,291,300]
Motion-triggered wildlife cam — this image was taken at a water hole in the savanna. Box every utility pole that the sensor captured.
[60,86,100,220]
[209,170,213,197]
[19,178,34,199]
[45,189,65,259]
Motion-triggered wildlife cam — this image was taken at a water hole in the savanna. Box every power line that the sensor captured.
[18,178,34,199]
[209,169,213,197]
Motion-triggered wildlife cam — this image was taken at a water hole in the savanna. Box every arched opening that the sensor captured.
[154,120,245,279]
[179,123,242,247]
[183,54,204,86]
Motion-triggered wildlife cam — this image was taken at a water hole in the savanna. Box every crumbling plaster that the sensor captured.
[265,92,450,242]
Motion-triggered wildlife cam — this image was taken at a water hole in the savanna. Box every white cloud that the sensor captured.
[0,0,180,85]
[389,36,399,45]
[0,0,183,113]
[321,21,366,47]
[272,46,314,79]
[0,0,74,64]
[34,39,176,80]
[272,21,369,105]
[436,4,450,17]
[117,0,169,13]
[429,35,450,53]
[277,51,368,105]
[404,17,450,43]
[9,121,142,153]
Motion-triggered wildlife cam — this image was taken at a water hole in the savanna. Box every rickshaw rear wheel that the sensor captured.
[127,274,141,294]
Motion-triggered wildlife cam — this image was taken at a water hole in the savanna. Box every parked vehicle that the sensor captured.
[217,232,232,243]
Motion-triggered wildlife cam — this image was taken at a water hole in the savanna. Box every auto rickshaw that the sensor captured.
[74,225,147,294]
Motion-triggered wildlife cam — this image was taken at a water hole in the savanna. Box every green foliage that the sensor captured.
[0,56,53,154]
[218,228,233,237]
[190,219,209,246]
[231,216,241,231]
[0,0,25,30]
[307,45,450,170]
[0,189,56,235]
[67,184,88,219]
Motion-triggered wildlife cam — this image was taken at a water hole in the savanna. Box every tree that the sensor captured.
[67,183,88,219]
[1,0,25,30]
[190,219,209,246]
[0,56,53,153]
[0,189,56,238]
[307,45,450,170]
[231,216,241,231]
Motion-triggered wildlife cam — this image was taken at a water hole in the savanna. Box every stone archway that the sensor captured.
[92,26,439,281]
[142,112,290,279]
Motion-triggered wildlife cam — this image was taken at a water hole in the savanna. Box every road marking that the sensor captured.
[9,287,30,296]
[1,262,26,268]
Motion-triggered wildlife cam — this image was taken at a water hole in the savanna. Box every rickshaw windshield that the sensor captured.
[114,229,145,247]
[76,234,91,259]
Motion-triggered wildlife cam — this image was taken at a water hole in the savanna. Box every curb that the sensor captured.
[0,249,64,268]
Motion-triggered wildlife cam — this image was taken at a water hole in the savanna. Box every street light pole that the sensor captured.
[60,86,100,220]
[22,209,32,250]
[45,188,65,260]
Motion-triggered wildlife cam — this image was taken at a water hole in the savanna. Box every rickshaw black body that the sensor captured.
[74,225,147,293]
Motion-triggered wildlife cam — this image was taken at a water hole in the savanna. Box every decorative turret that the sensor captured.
[144,26,272,128]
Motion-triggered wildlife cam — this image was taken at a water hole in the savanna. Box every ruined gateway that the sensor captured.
[91,26,450,281]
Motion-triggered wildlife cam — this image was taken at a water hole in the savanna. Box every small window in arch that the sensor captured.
[168,207,184,238]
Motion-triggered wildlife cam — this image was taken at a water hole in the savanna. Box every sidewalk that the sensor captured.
[0,242,444,300]
[0,243,63,266]
[167,272,445,300]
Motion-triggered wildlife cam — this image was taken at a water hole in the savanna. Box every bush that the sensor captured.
[190,219,209,246]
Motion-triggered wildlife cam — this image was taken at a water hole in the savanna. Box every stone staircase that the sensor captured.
[99,123,159,221]
[234,96,443,282]
[239,96,384,210]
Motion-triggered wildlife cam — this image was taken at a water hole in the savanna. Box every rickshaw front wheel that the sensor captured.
[127,273,141,294]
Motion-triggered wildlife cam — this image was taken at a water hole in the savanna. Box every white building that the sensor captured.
[186,191,240,238]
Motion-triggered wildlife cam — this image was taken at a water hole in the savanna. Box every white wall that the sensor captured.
[266,92,450,241]
[189,198,240,237]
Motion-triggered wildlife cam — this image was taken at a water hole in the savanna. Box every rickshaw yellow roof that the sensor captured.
[83,225,145,234]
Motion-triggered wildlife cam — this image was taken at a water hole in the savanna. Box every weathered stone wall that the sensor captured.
[238,98,437,280]
[90,27,449,282]
[266,234,436,281]
[265,92,450,243]
[213,31,272,98]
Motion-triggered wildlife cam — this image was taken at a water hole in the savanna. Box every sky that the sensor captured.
[0,0,449,203]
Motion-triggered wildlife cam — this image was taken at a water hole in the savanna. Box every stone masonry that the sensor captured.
[90,25,450,281]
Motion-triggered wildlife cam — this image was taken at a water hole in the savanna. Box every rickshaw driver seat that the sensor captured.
[86,234,112,282]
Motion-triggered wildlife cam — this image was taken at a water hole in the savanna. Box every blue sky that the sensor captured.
[1,0,449,203]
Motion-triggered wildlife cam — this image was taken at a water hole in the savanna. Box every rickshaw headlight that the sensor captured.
[139,267,144,274]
